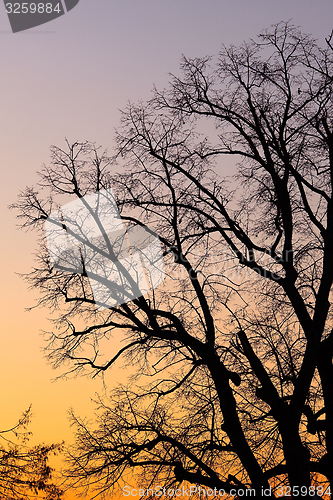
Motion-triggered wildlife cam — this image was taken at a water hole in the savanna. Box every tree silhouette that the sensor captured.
[12,22,333,498]
[0,407,63,499]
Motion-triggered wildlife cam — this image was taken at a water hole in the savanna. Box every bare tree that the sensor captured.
[12,22,333,498]
[0,407,63,499]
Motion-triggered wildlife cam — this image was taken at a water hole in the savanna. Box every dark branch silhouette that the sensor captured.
[0,407,63,499]
[11,21,333,499]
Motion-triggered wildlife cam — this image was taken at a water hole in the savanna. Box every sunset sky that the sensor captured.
[1,0,333,497]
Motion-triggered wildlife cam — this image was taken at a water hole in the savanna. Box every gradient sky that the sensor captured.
[1,0,333,497]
